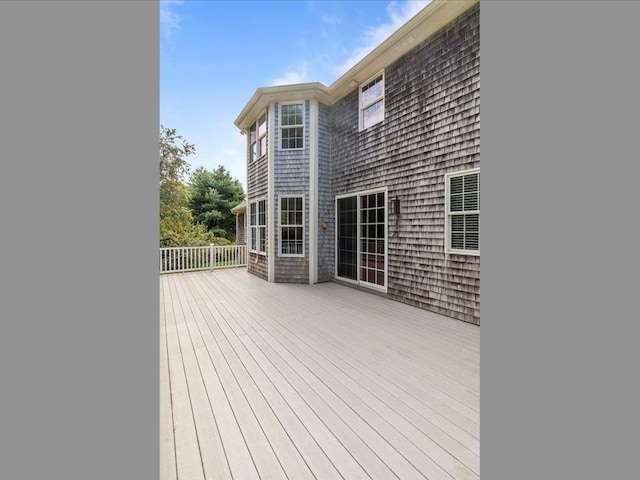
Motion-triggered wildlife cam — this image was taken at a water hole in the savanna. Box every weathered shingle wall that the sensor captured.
[329,4,480,324]
[236,212,246,245]
[273,101,310,283]
[317,102,334,282]
[246,121,269,281]
[247,155,268,199]
[248,253,268,280]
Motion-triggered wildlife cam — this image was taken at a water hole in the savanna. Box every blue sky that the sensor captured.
[160,0,431,190]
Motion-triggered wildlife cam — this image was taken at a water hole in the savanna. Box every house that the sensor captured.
[233,0,480,325]
[230,200,246,245]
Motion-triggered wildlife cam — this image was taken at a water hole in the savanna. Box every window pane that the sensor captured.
[451,233,464,249]
[450,193,463,212]
[451,215,464,232]
[466,214,479,232]
[259,227,266,252]
[463,192,478,211]
[250,203,256,225]
[281,104,303,126]
[463,174,479,210]
[465,232,479,250]
[363,101,384,128]
[259,137,267,158]
[368,193,375,207]
[281,127,304,149]
[464,173,479,193]
[450,176,463,195]
[361,75,383,106]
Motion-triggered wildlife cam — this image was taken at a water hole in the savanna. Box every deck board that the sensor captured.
[188,274,342,480]
[160,269,480,479]
[159,280,177,480]
[164,277,206,480]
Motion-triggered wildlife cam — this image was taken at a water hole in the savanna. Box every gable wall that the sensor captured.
[329,3,480,324]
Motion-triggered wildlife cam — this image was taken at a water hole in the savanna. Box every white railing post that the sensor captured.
[209,243,215,271]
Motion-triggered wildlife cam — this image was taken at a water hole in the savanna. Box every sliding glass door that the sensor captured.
[336,190,386,290]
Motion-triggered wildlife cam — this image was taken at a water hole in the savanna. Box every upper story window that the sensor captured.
[359,71,385,130]
[249,112,267,162]
[280,103,304,150]
[445,169,480,255]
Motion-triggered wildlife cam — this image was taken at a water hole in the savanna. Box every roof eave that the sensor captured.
[234,82,332,131]
[330,0,478,99]
[234,0,478,129]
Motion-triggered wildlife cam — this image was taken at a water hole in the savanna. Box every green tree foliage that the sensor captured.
[159,126,195,246]
[189,165,245,240]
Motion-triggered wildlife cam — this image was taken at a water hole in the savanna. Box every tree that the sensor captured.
[189,165,245,240]
[160,125,193,183]
[159,126,195,246]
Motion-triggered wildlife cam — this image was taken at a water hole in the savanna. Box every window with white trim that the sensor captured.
[280,103,304,149]
[446,169,480,254]
[249,112,267,162]
[249,199,267,254]
[279,196,304,256]
[359,72,384,130]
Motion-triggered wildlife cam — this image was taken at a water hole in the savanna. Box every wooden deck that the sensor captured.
[160,269,480,480]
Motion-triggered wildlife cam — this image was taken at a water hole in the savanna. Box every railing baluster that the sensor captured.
[160,244,247,273]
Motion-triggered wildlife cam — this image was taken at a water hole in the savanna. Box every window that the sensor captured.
[280,103,304,149]
[445,169,480,254]
[249,199,267,254]
[359,72,384,130]
[279,196,304,256]
[249,112,267,162]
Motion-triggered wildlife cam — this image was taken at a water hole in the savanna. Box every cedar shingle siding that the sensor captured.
[240,2,479,325]
[273,101,310,283]
[317,103,334,283]
[331,4,479,324]
[247,139,268,280]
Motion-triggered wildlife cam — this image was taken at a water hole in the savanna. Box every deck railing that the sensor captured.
[160,244,247,274]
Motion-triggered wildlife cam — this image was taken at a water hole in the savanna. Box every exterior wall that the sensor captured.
[246,127,269,280]
[329,4,480,324]
[273,101,310,283]
[235,212,246,245]
[317,102,333,282]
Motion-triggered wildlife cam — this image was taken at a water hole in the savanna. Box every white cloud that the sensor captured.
[268,62,312,87]
[160,0,183,40]
[333,0,431,78]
